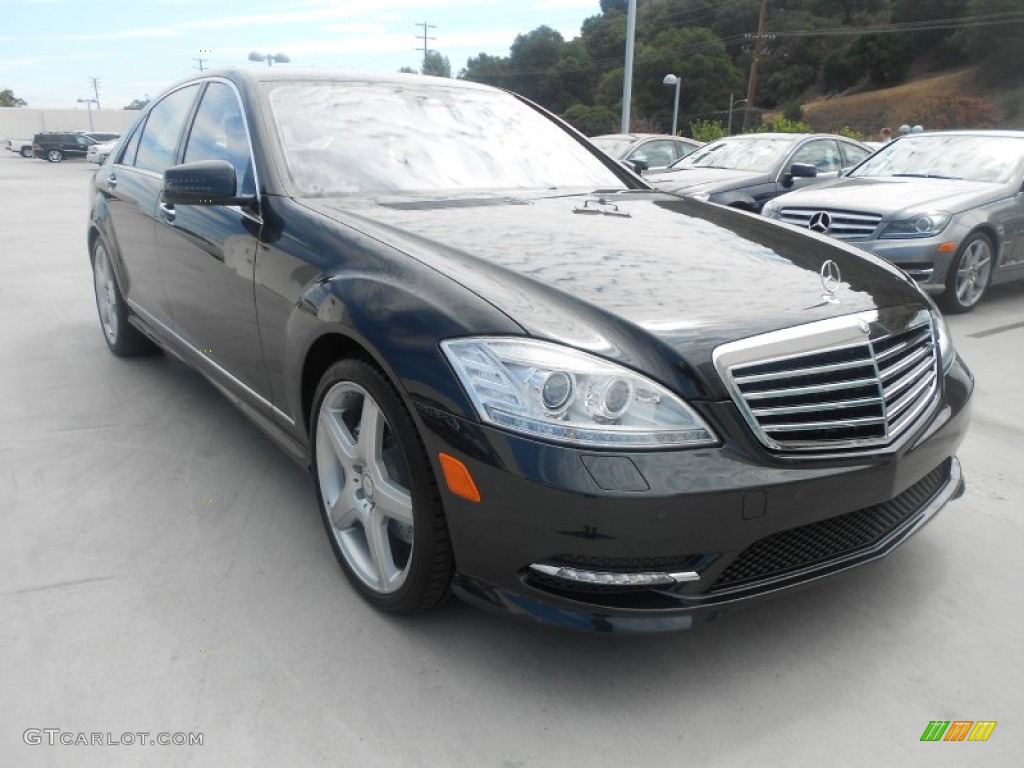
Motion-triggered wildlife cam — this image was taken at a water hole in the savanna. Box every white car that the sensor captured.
[4,138,34,158]
[86,138,118,164]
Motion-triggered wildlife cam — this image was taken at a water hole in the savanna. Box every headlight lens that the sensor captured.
[880,212,951,239]
[441,337,718,449]
[688,191,712,202]
[760,199,780,218]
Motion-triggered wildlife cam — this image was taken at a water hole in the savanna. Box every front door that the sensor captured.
[154,80,271,401]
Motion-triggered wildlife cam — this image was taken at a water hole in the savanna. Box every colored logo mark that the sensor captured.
[920,720,997,742]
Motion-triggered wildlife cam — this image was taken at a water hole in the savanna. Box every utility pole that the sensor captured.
[89,77,101,110]
[415,22,436,69]
[620,0,636,133]
[742,0,769,133]
[193,58,207,72]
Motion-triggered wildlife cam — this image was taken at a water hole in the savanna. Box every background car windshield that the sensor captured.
[591,136,632,156]
[674,137,792,172]
[849,135,1024,183]
[267,81,625,196]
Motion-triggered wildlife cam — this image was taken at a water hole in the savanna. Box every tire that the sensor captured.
[91,239,157,357]
[46,149,63,163]
[939,232,995,314]
[311,358,454,615]
[20,146,32,158]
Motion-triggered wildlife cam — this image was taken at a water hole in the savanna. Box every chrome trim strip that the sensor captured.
[765,415,886,433]
[528,563,701,585]
[127,299,294,426]
[741,376,879,400]
[751,395,884,417]
[732,356,873,384]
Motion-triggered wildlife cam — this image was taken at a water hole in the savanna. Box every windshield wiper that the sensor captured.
[891,173,963,180]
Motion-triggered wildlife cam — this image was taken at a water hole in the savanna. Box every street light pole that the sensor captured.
[727,95,748,135]
[620,0,637,133]
[76,97,96,131]
[663,74,681,136]
[249,51,291,67]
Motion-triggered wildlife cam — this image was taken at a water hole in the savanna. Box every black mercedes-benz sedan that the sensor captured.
[87,68,972,632]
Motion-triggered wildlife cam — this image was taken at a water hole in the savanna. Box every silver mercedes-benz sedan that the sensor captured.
[762,131,1024,312]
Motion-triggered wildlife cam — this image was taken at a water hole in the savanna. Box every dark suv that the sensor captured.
[32,132,98,163]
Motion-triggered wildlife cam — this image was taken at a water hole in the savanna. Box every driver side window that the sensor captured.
[791,140,842,173]
[183,82,255,196]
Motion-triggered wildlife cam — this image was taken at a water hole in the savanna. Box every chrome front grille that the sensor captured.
[779,208,883,241]
[715,310,940,452]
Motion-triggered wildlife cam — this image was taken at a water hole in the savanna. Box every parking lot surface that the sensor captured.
[1,155,1022,767]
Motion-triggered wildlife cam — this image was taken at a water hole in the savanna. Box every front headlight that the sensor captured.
[879,212,951,239]
[760,199,781,219]
[688,191,712,202]
[441,337,719,449]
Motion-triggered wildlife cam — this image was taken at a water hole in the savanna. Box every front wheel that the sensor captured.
[46,149,63,163]
[939,232,994,313]
[311,358,454,615]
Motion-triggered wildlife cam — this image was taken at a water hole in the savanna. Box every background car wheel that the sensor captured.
[91,240,157,357]
[939,232,994,313]
[20,146,32,158]
[311,358,454,615]
[46,149,64,163]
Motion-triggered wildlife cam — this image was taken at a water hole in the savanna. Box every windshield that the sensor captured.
[849,135,1024,183]
[267,80,626,197]
[672,137,794,172]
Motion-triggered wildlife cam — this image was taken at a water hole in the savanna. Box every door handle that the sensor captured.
[106,174,117,188]
[159,201,176,222]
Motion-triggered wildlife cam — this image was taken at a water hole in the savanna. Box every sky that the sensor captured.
[2,0,603,109]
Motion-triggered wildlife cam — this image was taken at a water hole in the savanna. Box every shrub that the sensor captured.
[838,126,867,142]
[689,119,727,142]
[752,117,812,134]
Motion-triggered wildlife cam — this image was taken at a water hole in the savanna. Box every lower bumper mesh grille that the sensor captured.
[712,460,950,591]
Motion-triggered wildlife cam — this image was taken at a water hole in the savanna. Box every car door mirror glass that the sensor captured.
[790,163,818,179]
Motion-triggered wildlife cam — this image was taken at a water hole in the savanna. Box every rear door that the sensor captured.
[104,84,200,328]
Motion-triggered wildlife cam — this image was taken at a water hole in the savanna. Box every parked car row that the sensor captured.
[4,131,120,162]
[86,68,972,632]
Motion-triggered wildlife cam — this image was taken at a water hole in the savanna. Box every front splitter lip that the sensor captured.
[451,457,964,634]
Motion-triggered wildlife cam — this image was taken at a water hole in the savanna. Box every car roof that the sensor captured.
[189,67,499,94]
[593,133,690,141]
[894,130,1024,138]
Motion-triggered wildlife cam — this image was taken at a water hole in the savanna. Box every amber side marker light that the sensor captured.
[937,242,957,253]
[438,453,481,502]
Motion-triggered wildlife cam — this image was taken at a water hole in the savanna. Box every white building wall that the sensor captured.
[0,108,140,140]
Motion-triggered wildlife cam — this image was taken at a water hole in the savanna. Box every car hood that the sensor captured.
[771,176,1003,215]
[646,167,767,194]
[302,191,925,399]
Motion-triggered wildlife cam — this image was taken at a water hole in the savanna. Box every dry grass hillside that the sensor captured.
[801,68,1024,136]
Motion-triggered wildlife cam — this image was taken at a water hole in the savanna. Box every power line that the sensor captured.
[193,58,207,72]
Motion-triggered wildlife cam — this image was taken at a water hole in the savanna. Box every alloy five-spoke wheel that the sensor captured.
[941,232,994,313]
[311,359,453,613]
[46,149,63,163]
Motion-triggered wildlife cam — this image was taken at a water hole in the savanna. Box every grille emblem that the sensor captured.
[808,211,832,233]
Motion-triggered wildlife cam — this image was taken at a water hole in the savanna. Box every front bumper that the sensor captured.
[413,356,973,632]
[843,224,975,294]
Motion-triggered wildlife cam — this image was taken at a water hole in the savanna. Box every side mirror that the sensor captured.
[163,160,254,206]
[629,158,649,174]
[790,163,818,178]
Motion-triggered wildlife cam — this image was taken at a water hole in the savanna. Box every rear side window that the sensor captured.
[119,119,145,166]
[134,84,199,173]
[840,142,871,168]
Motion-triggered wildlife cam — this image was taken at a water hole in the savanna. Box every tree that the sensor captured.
[398,66,417,74]
[563,104,617,135]
[422,51,451,78]
[0,89,27,107]
[123,97,149,110]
